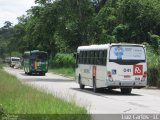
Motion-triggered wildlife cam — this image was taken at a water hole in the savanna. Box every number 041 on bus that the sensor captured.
[75,43,147,94]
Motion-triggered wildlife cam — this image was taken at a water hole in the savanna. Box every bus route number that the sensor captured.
[123,68,131,73]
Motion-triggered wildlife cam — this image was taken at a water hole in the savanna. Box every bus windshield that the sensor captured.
[30,52,47,60]
[11,58,20,62]
[109,45,145,64]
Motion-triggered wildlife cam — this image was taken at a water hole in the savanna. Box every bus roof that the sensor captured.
[24,50,47,54]
[77,43,145,51]
[11,57,20,59]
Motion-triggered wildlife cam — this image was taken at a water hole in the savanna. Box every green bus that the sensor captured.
[23,50,48,75]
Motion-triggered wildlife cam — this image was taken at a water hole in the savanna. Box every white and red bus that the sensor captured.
[75,43,147,94]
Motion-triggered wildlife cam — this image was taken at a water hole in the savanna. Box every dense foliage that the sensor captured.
[146,45,160,87]
[0,0,160,87]
[1,0,159,55]
[0,0,160,54]
[50,53,75,67]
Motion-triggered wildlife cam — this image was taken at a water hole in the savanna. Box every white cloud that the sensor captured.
[0,0,35,27]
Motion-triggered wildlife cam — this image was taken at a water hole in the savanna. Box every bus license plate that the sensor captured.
[121,82,133,86]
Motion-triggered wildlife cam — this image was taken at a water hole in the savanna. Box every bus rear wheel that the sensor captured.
[40,72,45,76]
[121,88,132,94]
[79,75,84,89]
[27,72,32,75]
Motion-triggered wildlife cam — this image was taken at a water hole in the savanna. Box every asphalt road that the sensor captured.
[3,67,160,117]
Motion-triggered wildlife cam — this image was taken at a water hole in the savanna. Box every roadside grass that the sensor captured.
[49,67,75,77]
[0,64,2,69]
[0,63,5,69]
[0,69,90,120]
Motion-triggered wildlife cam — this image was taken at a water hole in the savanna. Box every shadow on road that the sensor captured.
[71,88,142,97]
[20,73,44,76]
[19,73,73,83]
[23,79,74,83]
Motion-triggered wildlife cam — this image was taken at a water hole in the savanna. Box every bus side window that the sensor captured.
[85,51,87,64]
[23,55,26,60]
[76,53,79,67]
[99,51,103,65]
[96,51,100,65]
[87,51,90,64]
[103,50,107,65]
[79,51,82,64]
[94,51,96,64]
[24,54,29,60]
[84,51,87,64]
[82,51,84,64]
[93,51,97,64]
[89,51,91,64]
[91,51,94,64]
[94,51,97,64]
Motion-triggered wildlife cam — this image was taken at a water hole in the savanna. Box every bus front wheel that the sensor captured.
[79,75,84,89]
[121,88,132,94]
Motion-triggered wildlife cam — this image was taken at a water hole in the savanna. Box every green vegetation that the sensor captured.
[0,69,89,120]
[49,53,75,77]
[50,53,75,68]
[146,45,160,88]
[0,64,3,69]
[0,0,160,87]
[49,67,75,77]
[1,0,160,55]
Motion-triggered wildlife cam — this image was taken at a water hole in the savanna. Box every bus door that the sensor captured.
[92,65,96,80]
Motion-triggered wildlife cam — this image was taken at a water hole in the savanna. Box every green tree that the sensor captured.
[0,21,14,59]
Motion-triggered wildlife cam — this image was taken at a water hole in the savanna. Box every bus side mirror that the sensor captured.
[75,64,78,68]
[74,53,79,68]
[74,53,77,59]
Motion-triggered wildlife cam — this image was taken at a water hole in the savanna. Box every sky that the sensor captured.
[0,0,35,27]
